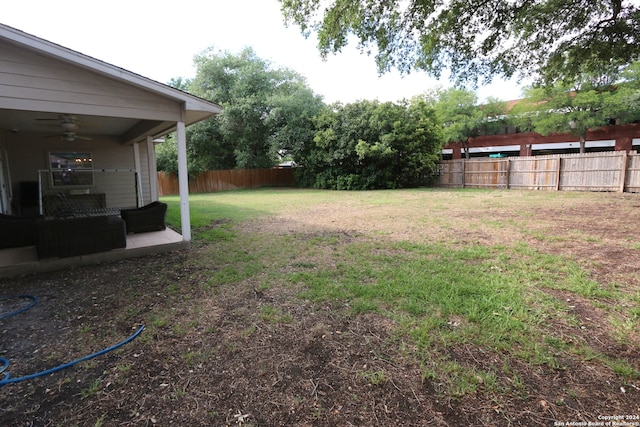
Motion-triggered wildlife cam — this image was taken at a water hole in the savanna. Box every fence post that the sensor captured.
[461,160,466,188]
[555,156,561,191]
[620,151,628,193]
[505,158,511,190]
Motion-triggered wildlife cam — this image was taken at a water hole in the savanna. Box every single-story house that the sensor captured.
[0,24,221,277]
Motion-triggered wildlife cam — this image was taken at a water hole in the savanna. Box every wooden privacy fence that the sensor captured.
[437,151,640,193]
[157,168,295,196]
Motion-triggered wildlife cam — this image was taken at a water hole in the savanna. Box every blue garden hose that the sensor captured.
[0,325,145,386]
[0,295,38,320]
[1,293,144,386]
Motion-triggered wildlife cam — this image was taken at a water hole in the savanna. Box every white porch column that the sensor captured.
[176,111,191,242]
[147,136,159,202]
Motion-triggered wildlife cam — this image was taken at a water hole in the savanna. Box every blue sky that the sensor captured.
[4,0,524,103]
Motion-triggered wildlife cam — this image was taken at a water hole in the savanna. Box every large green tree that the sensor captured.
[428,88,507,159]
[176,47,323,174]
[279,0,640,85]
[297,99,441,189]
[514,67,630,153]
[264,80,326,164]
[298,100,376,189]
[615,61,640,121]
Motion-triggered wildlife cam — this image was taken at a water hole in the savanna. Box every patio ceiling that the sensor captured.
[0,104,219,145]
[0,109,139,136]
[0,108,181,145]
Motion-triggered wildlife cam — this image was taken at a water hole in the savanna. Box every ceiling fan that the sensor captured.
[59,130,92,142]
[37,114,92,142]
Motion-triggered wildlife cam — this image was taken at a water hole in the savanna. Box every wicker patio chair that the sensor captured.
[120,201,167,234]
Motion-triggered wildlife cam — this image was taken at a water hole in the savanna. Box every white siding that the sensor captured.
[7,132,139,204]
[0,41,181,121]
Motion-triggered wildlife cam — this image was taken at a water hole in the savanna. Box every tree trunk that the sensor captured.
[579,134,586,154]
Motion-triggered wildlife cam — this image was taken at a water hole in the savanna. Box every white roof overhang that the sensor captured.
[0,23,221,144]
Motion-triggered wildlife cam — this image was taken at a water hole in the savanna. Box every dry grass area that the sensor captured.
[1,188,639,426]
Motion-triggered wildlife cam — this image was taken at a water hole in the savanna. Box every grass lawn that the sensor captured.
[2,188,639,426]
[163,188,639,422]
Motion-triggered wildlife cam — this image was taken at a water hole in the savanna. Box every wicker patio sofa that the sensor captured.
[36,215,126,259]
[3,201,165,259]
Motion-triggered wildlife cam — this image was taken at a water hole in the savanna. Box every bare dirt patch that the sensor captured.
[1,190,639,426]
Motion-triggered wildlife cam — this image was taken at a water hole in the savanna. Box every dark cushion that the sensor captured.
[0,214,41,249]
